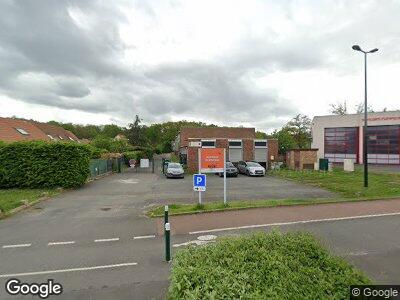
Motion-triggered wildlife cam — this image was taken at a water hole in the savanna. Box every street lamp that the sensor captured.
[352,45,378,188]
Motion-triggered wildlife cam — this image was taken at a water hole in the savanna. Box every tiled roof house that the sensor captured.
[0,118,50,142]
[33,122,79,141]
[0,117,79,143]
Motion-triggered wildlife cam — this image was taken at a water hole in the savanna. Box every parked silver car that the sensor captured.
[165,162,185,178]
[237,161,265,176]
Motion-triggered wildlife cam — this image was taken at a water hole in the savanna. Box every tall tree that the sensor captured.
[355,102,374,113]
[102,124,124,138]
[126,115,148,146]
[270,128,296,154]
[285,114,312,149]
[329,101,348,115]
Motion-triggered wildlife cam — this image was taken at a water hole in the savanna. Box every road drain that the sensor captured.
[101,207,111,211]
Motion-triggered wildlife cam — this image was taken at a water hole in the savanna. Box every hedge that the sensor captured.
[0,141,91,188]
[168,231,371,299]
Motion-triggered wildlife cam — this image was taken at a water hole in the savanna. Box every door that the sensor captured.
[229,148,242,162]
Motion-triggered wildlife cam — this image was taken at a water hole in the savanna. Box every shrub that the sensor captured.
[90,136,133,153]
[123,151,142,161]
[86,144,106,159]
[168,231,371,299]
[0,141,91,188]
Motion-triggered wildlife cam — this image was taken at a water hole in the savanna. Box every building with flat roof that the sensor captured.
[311,111,400,165]
[174,127,278,172]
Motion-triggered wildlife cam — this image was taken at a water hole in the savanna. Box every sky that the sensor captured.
[0,0,399,133]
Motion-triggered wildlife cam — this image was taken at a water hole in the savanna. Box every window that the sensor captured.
[324,127,358,163]
[367,125,399,155]
[15,128,29,135]
[367,125,400,164]
[47,135,54,140]
[254,140,267,148]
[229,140,242,148]
[58,135,64,140]
[201,140,215,148]
[68,136,74,141]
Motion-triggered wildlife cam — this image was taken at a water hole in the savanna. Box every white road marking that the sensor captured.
[0,262,138,278]
[2,244,31,249]
[173,240,211,247]
[94,238,120,243]
[48,241,75,246]
[197,235,217,241]
[133,235,156,240]
[349,250,370,256]
[173,235,217,248]
[189,212,400,235]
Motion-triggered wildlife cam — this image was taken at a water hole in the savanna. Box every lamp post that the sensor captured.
[352,45,378,188]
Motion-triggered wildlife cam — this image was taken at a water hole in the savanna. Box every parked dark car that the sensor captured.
[217,161,238,177]
[237,161,265,176]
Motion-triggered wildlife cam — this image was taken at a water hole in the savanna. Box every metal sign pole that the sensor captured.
[223,148,227,205]
[198,148,202,206]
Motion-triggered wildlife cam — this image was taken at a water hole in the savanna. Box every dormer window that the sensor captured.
[59,135,64,140]
[47,135,54,140]
[16,128,29,135]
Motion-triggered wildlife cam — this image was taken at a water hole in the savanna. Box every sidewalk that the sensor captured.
[156,198,400,235]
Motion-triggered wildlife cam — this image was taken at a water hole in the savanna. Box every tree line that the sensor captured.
[49,114,313,156]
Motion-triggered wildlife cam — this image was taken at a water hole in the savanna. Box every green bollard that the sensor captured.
[165,222,171,262]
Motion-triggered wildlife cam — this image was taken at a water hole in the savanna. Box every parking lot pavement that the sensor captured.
[149,173,336,205]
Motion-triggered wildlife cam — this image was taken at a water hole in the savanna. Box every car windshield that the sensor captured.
[226,162,235,167]
[168,163,182,169]
[247,162,261,167]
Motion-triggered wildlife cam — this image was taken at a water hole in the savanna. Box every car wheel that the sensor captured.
[246,170,250,176]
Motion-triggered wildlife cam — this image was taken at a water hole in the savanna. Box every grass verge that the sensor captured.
[147,168,400,217]
[271,168,400,198]
[0,189,59,216]
[168,231,371,299]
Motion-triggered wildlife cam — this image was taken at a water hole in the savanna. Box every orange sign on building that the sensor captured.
[199,148,225,173]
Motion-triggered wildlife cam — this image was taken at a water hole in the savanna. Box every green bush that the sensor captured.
[90,136,133,153]
[0,141,91,188]
[169,231,371,299]
[86,144,107,159]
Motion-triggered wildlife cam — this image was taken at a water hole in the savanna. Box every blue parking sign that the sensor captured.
[193,174,206,191]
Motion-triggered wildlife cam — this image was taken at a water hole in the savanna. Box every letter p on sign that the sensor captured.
[193,174,206,191]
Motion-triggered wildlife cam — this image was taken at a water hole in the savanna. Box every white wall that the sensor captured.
[311,111,400,162]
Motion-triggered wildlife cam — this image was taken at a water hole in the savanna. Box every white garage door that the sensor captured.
[229,148,242,162]
[255,148,267,162]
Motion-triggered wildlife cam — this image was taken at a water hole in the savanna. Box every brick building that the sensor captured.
[174,127,278,172]
[286,149,318,170]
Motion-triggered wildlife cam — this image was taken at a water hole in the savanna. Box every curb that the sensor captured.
[0,193,61,220]
[148,196,400,218]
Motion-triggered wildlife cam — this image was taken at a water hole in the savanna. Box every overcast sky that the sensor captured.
[0,0,399,132]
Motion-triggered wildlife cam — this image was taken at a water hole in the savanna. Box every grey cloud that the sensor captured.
[1,0,400,132]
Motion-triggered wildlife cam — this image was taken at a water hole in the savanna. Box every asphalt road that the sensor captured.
[0,170,397,299]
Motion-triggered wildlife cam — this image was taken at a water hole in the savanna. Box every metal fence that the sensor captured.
[89,158,121,179]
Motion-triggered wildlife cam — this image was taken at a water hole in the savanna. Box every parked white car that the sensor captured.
[165,162,185,178]
[237,161,265,176]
